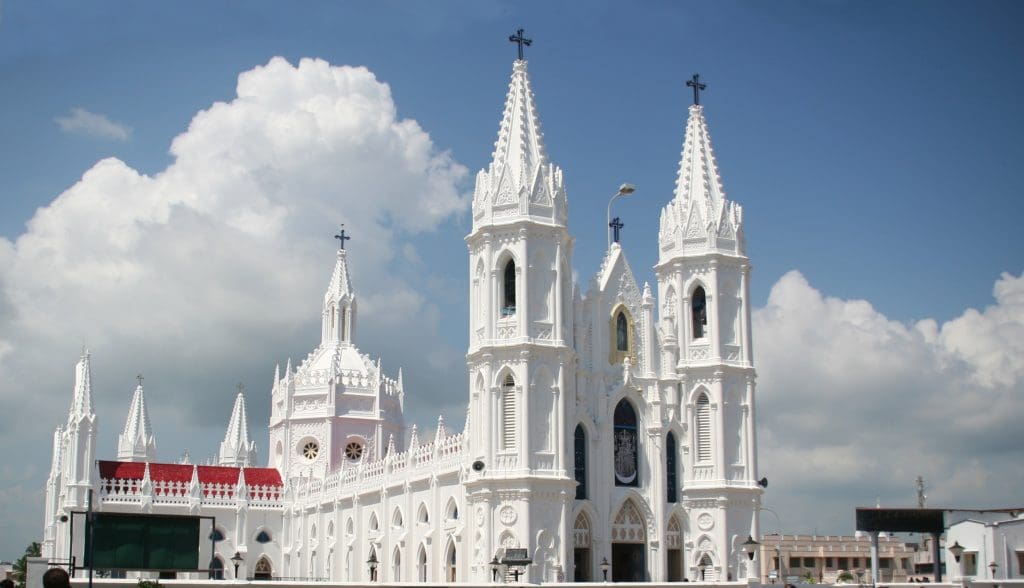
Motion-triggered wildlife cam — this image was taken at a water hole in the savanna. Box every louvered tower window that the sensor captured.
[692,286,707,339]
[501,374,516,450]
[502,260,517,317]
[695,393,711,462]
[666,431,678,502]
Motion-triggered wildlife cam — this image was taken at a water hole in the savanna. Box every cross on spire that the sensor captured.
[609,217,625,243]
[334,224,350,250]
[509,28,532,61]
[136,373,144,387]
[686,73,707,106]
[236,382,245,395]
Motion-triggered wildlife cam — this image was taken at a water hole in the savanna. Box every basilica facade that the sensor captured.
[42,55,762,583]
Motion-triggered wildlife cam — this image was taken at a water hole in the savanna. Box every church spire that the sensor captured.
[322,236,356,345]
[68,350,95,421]
[658,97,744,261]
[219,385,257,467]
[471,52,567,230]
[117,379,156,462]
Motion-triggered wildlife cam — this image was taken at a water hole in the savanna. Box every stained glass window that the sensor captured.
[613,400,639,487]
[574,424,587,499]
[666,431,678,502]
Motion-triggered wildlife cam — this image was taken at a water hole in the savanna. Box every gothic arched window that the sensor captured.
[666,431,678,503]
[574,424,587,499]
[502,259,517,317]
[613,400,639,487]
[501,374,516,450]
[695,393,711,462]
[692,286,707,339]
[253,557,273,580]
[616,311,629,352]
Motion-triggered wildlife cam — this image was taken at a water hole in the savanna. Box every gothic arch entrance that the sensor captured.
[253,557,272,580]
[611,499,647,581]
[666,514,684,581]
[573,511,593,581]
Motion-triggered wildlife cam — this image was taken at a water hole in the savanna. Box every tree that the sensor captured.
[13,542,41,588]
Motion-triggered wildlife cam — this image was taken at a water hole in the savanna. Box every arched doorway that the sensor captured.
[209,556,224,580]
[573,512,592,581]
[445,540,457,582]
[253,557,273,581]
[697,553,715,581]
[611,499,647,581]
[417,544,428,582]
[666,515,683,581]
[392,546,401,581]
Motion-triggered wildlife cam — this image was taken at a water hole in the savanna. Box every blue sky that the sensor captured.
[2,1,1022,322]
[1,0,1022,560]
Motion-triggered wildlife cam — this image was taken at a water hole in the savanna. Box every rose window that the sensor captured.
[344,442,363,461]
[302,440,319,460]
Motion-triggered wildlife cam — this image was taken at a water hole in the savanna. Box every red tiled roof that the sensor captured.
[98,460,282,487]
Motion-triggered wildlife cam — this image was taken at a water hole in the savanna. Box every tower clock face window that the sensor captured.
[302,440,319,460]
[345,441,364,461]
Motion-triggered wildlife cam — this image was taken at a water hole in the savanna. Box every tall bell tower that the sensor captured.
[655,81,761,581]
[463,37,576,582]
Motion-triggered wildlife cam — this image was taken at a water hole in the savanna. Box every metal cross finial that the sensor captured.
[686,73,707,105]
[609,217,625,243]
[136,374,144,386]
[334,224,350,250]
[509,28,532,61]
[237,382,245,395]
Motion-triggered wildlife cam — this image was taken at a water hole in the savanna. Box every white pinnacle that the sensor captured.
[325,248,354,304]
[117,382,156,462]
[472,59,567,229]
[68,350,95,421]
[659,103,744,259]
[219,390,257,467]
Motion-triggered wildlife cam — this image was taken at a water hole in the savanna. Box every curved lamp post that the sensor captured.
[490,556,501,582]
[367,551,378,582]
[949,541,964,563]
[230,552,243,580]
[607,183,636,247]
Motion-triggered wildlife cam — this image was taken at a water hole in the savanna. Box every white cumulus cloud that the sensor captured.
[755,270,1024,533]
[0,57,468,557]
[54,107,133,140]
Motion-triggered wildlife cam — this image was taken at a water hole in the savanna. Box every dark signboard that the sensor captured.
[502,548,532,566]
[855,508,945,534]
[85,513,201,570]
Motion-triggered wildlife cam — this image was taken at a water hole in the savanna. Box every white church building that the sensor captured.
[42,50,763,583]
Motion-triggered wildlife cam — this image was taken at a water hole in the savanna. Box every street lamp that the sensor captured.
[367,551,378,582]
[699,560,707,582]
[949,541,964,563]
[230,552,243,580]
[606,183,636,247]
[742,535,760,560]
[490,556,501,582]
[856,568,865,586]
[989,561,998,579]
[761,507,785,584]
[600,557,610,582]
